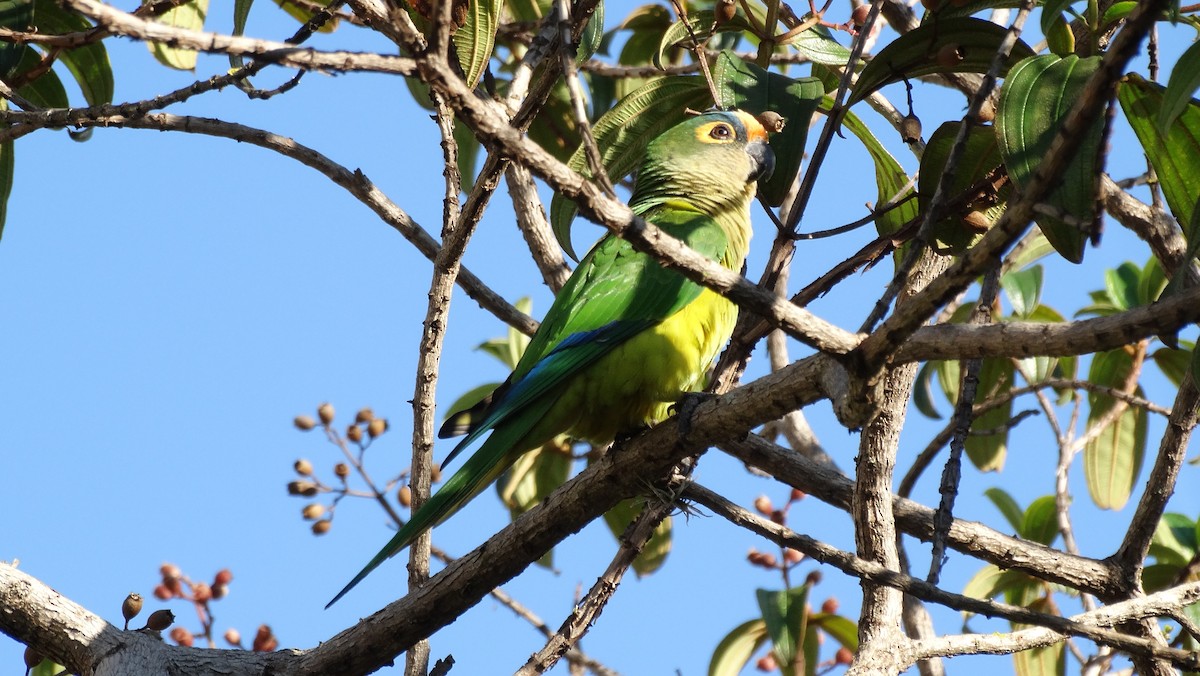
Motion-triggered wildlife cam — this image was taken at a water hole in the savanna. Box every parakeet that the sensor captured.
[327,109,774,608]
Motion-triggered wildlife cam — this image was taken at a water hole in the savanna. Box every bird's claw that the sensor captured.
[671,392,717,442]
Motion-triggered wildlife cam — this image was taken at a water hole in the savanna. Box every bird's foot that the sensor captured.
[671,392,717,442]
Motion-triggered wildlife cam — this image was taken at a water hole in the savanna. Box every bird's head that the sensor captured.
[629,110,775,216]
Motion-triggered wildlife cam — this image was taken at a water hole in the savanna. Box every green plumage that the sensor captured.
[327,110,774,608]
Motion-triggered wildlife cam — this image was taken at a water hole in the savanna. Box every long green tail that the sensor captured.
[325,418,535,608]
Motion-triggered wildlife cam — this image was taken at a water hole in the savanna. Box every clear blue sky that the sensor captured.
[2,2,1197,674]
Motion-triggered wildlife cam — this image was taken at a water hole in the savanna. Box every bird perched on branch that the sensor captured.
[328,109,774,608]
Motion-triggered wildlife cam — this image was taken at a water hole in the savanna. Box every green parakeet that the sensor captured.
[328,110,774,608]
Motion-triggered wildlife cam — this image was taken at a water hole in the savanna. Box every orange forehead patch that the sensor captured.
[731,110,769,143]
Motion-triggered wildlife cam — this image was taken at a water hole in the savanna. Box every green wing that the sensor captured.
[326,209,729,609]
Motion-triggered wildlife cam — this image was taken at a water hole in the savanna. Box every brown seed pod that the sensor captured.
[211,583,228,600]
[293,458,313,476]
[346,424,363,443]
[753,495,773,515]
[850,3,870,28]
[755,111,786,133]
[783,547,804,564]
[152,584,172,601]
[302,503,326,520]
[252,625,277,652]
[143,608,175,632]
[122,592,143,628]
[334,463,350,479]
[935,42,965,68]
[790,488,806,502]
[169,626,194,647]
[714,0,736,24]
[24,645,43,669]
[224,627,242,647]
[312,519,333,535]
[160,563,181,581]
[900,114,923,144]
[821,597,840,614]
[287,480,319,497]
[293,415,316,431]
[836,647,854,664]
[367,417,388,438]
[755,653,778,672]
[213,569,233,586]
[397,485,412,507]
[355,407,375,424]
[317,402,335,425]
[806,570,824,586]
[192,582,212,603]
[430,465,443,483]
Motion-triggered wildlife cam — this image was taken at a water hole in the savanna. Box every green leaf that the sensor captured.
[962,564,1033,607]
[708,619,769,676]
[913,361,944,419]
[1001,266,1042,318]
[1039,0,1077,38]
[1083,348,1148,510]
[839,102,918,246]
[576,0,604,64]
[453,0,501,89]
[476,297,532,367]
[1158,40,1200,132]
[0,0,32,78]
[602,499,672,575]
[1020,495,1060,546]
[548,75,711,258]
[966,357,1013,472]
[1118,74,1200,243]
[1043,13,1075,56]
[847,18,1035,107]
[997,54,1104,263]
[1103,262,1141,311]
[984,487,1025,532]
[1101,1,1136,28]
[712,52,824,205]
[453,117,481,192]
[655,10,752,70]
[32,0,113,105]
[783,25,852,66]
[1013,597,1066,676]
[808,613,859,650]
[230,0,253,71]
[499,442,571,568]
[1143,562,1182,593]
[0,100,12,241]
[918,120,1007,254]
[13,47,68,108]
[756,586,809,670]
[30,659,65,676]
[1150,512,1198,567]
[148,0,209,71]
[274,0,337,32]
[1152,343,1194,387]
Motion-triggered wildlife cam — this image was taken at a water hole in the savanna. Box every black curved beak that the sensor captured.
[747,139,775,183]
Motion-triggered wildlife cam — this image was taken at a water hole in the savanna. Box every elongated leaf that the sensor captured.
[1149,512,1198,567]
[548,76,711,258]
[1020,495,1060,546]
[919,120,1007,253]
[1083,348,1147,510]
[966,357,1013,472]
[1013,597,1066,676]
[0,0,32,78]
[784,25,852,66]
[838,102,918,246]
[1152,343,1194,387]
[453,117,480,192]
[230,0,253,70]
[13,46,67,108]
[913,361,943,419]
[576,0,604,64]
[500,442,572,567]
[848,18,1035,107]
[713,52,823,205]
[274,0,337,32]
[998,54,1104,263]
[32,0,113,105]
[0,99,12,240]
[453,0,501,89]
[984,487,1025,532]
[808,613,858,650]
[148,0,209,70]
[1118,74,1200,242]
[655,10,752,70]
[1159,40,1200,131]
[756,586,809,670]
[1001,265,1042,318]
[602,498,672,575]
[962,564,1033,608]
[708,619,769,676]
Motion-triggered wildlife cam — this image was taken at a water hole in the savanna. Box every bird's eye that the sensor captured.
[709,124,733,140]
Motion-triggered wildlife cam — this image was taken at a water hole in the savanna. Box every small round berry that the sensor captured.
[294,415,317,431]
[170,626,194,647]
[144,609,175,632]
[346,424,363,443]
[355,407,375,424]
[294,459,314,476]
[317,403,335,425]
[224,628,242,646]
[367,418,388,438]
[397,485,412,507]
[821,597,839,614]
[753,495,773,516]
[836,647,854,664]
[302,503,326,520]
[312,519,333,535]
